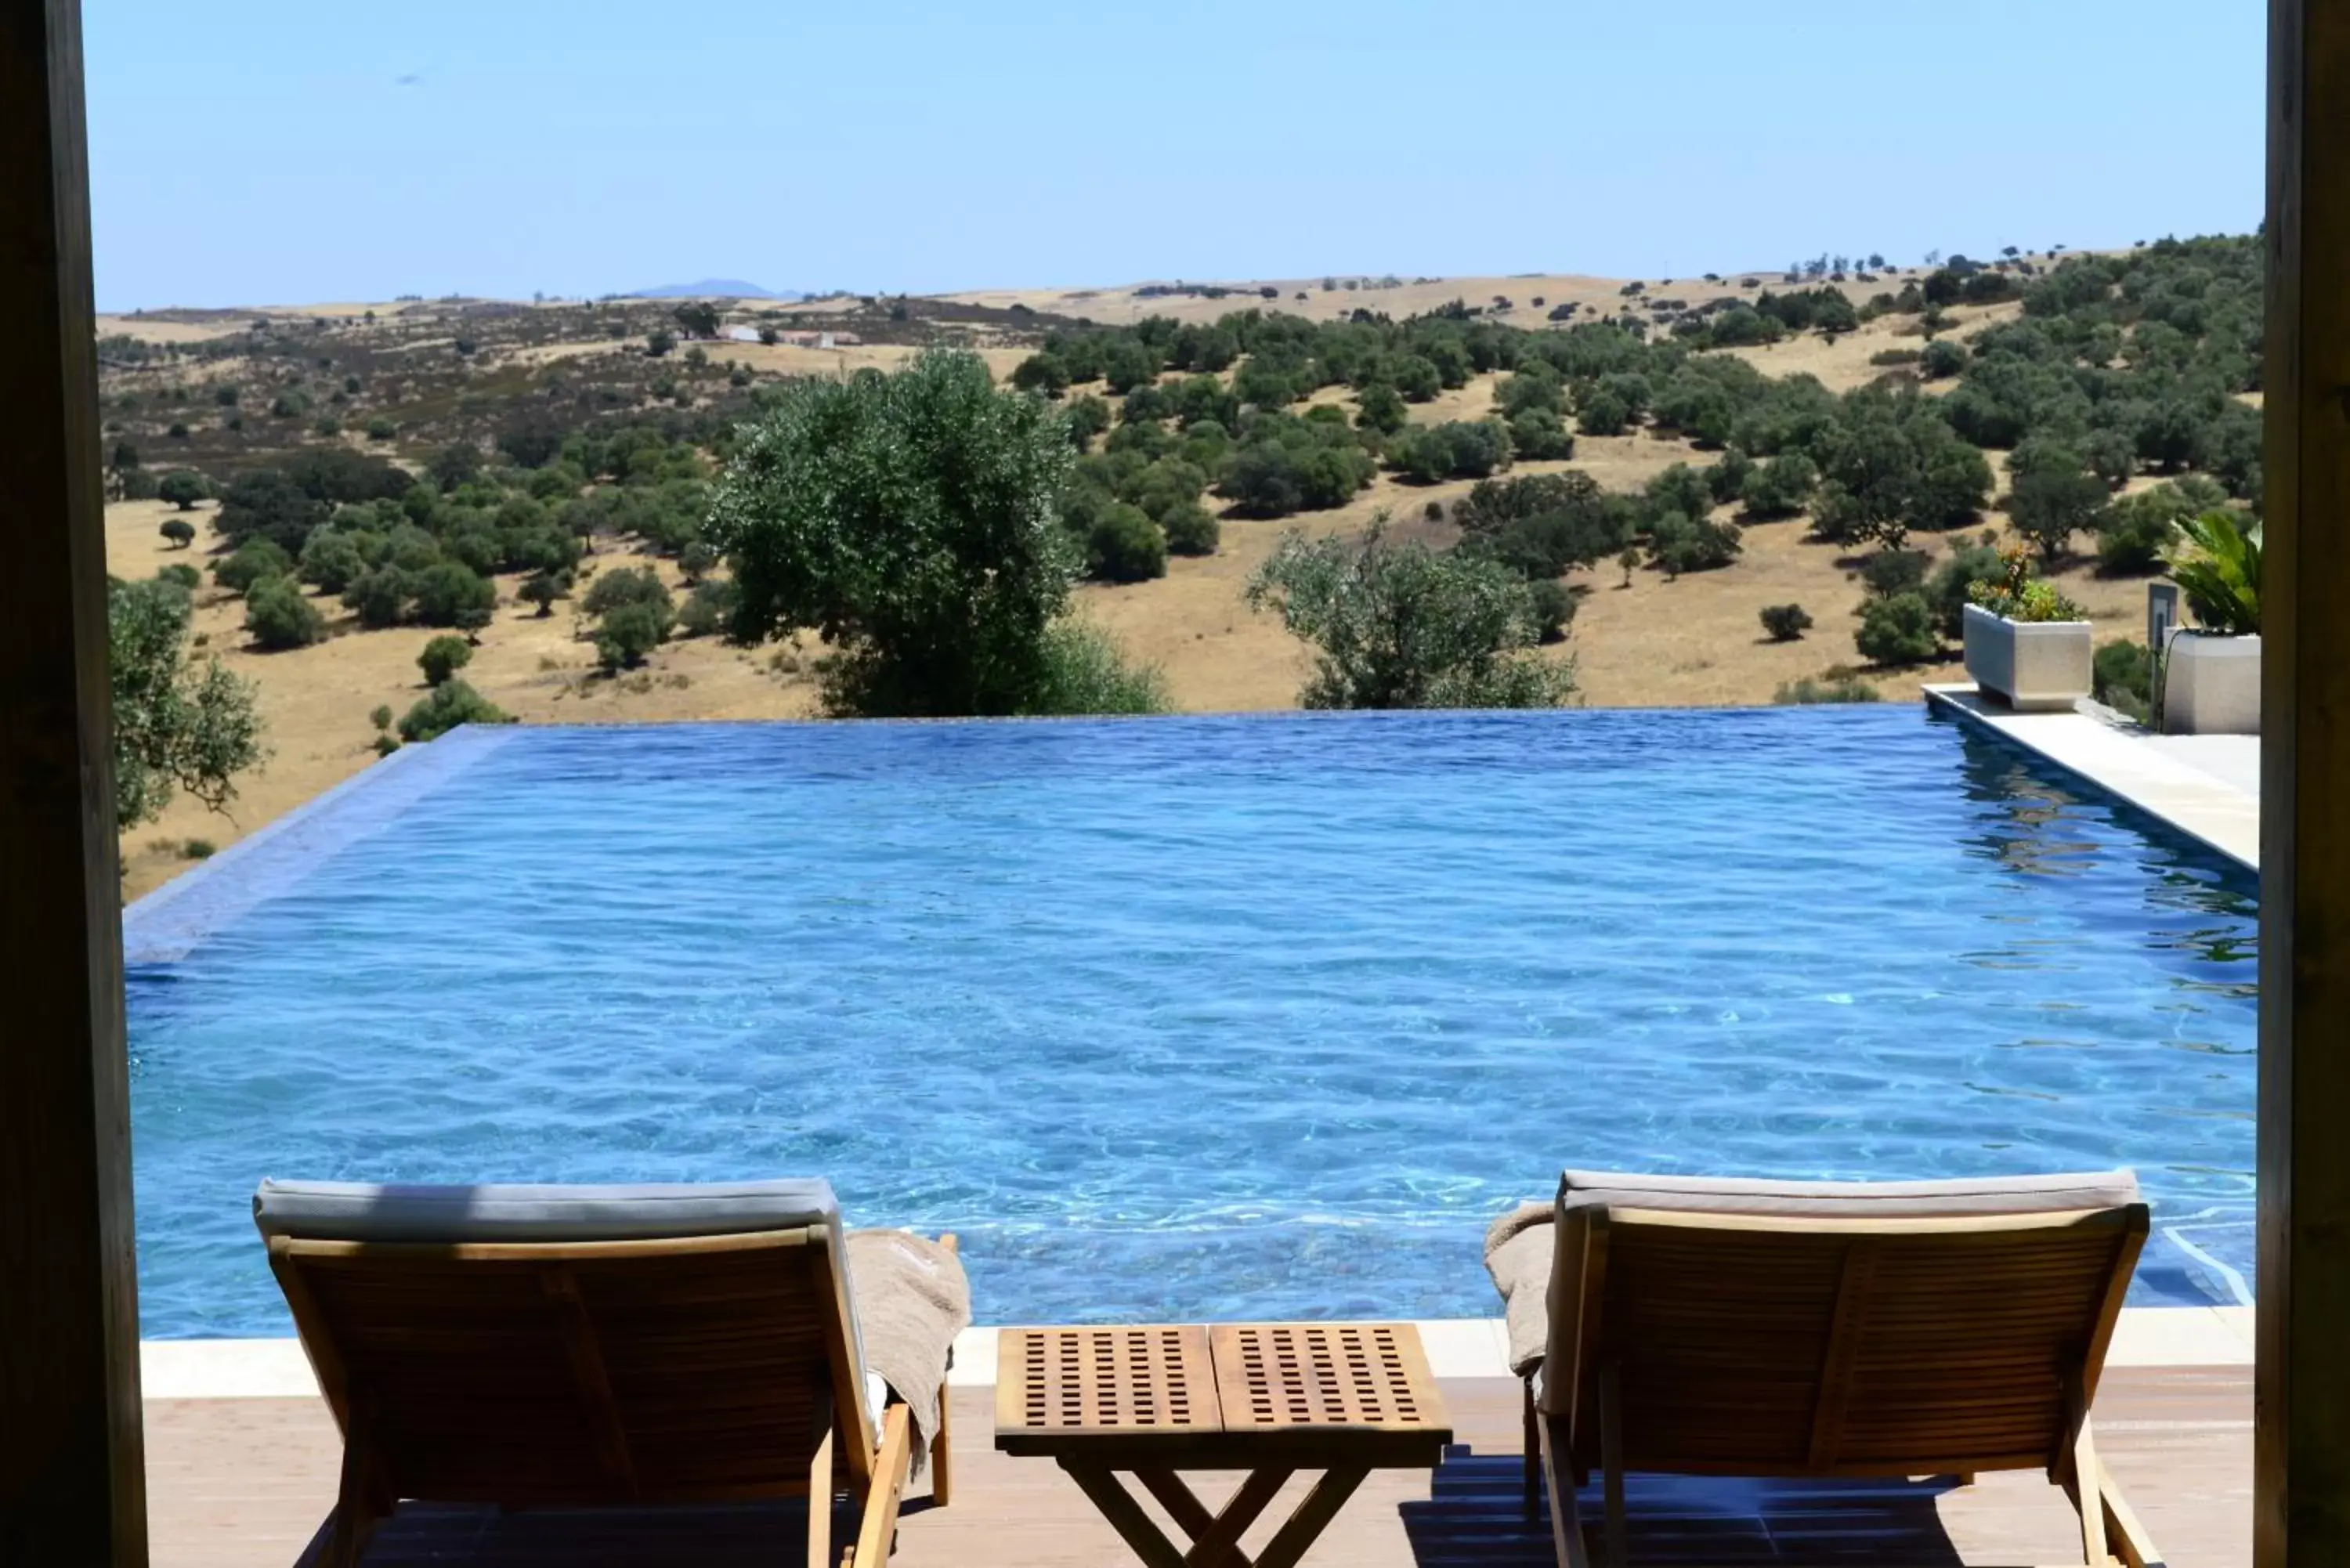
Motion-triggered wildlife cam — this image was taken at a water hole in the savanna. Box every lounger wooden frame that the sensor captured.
[1520,1203,2163,1568]
[267,1223,956,1567]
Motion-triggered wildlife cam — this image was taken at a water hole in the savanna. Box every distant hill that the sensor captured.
[621,278,795,300]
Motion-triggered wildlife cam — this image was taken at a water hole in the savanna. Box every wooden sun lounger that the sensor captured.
[253,1179,956,1568]
[1516,1170,2163,1568]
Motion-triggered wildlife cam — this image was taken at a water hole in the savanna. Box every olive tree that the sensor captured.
[109,576,266,828]
[1245,518,1576,710]
[707,351,1079,716]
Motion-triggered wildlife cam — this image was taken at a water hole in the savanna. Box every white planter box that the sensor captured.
[1962,604,2092,713]
[2163,631,2261,735]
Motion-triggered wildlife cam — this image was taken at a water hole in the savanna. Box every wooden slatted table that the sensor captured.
[995,1323,1452,1568]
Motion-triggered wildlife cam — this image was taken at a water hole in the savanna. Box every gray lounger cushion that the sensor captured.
[1557,1166,2140,1219]
[1485,1169,2140,1379]
[252,1176,844,1242]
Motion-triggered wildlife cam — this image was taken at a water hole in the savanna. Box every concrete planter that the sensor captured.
[1962,603,2092,713]
[2162,631,2261,735]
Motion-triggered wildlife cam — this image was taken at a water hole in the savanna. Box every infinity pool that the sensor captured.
[124,709,2258,1336]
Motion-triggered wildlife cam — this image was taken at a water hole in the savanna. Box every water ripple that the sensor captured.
[126,708,2258,1335]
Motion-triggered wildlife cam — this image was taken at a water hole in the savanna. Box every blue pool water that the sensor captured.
[124,709,2258,1337]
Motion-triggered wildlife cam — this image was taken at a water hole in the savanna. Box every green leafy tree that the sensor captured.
[2097,478,2225,576]
[159,517,197,549]
[1854,591,1942,665]
[1759,603,1813,641]
[519,568,571,616]
[410,561,497,632]
[707,352,1079,716]
[158,471,207,511]
[418,634,473,686]
[645,328,677,358]
[1245,520,1576,709]
[673,302,722,338]
[397,678,508,741]
[108,576,265,828]
[215,469,331,552]
[1087,504,1167,583]
[215,537,294,595]
[243,574,325,649]
[1159,501,1220,557]
[2007,456,2110,562]
[595,602,672,671]
[298,529,369,594]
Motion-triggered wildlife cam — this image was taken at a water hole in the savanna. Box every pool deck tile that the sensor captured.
[142,1365,2254,1567]
[1923,685,2258,869]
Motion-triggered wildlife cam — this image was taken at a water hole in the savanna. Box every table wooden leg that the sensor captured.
[1058,1461,1191,1568]
[1156,1467,1291,1568]
[1249,1465,1370,1568]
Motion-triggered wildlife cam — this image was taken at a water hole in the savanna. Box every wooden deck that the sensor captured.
[146,1368,2252,1566]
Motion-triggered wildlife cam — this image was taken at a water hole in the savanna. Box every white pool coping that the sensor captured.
[1922,685,2257,870]
[138,1306,2255,1400]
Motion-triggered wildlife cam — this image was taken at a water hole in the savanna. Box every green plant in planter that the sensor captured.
[1967,543,2085,623]
[2164,511,2261,634]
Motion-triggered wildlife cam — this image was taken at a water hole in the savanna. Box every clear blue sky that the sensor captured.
[88,1,2265,310]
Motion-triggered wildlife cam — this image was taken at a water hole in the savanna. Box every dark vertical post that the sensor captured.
[2261,1,2350,1562]
[0,2,148,1564]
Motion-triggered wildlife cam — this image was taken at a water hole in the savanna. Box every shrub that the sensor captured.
[410,561,497,630]
[342,566,410,629]
[158,471,207,511]
[243,574,325,650]
[1087,504,1168,583]
[708,351,1079,717]
[215,537,293,595]
[1245,520,1576,709]
[297,529,369,594]
[595,601,671,671]
[645,328,676,358]
[1858,548,1929,599]
[366,417,397,441]
[1528,580,1575,645]
[107,576,264,827]
[1759,603,1813,641]
[1854,591,1942,665]
[580,564,671,618]
[1021,621,1170,715]
[369,704,394,732]
[1386,420,1512,483]
[1065,395,1112,447]
[1773,674,1882,704]
[2097,478,2226,576]
[1160,501,1219,557]
[677,577,741,638]
[159,517,197,549]
[1926,536,2006,636]
[1920,339,1968,379]
[2095,639,2155,720]
[418,634,472,686]
[397,678,508,741]
[1740,453,1818,518]
[1355,384,1408,435]
[1645,511,1742,577]
[215,469,331,552]
[155,563,201,591]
